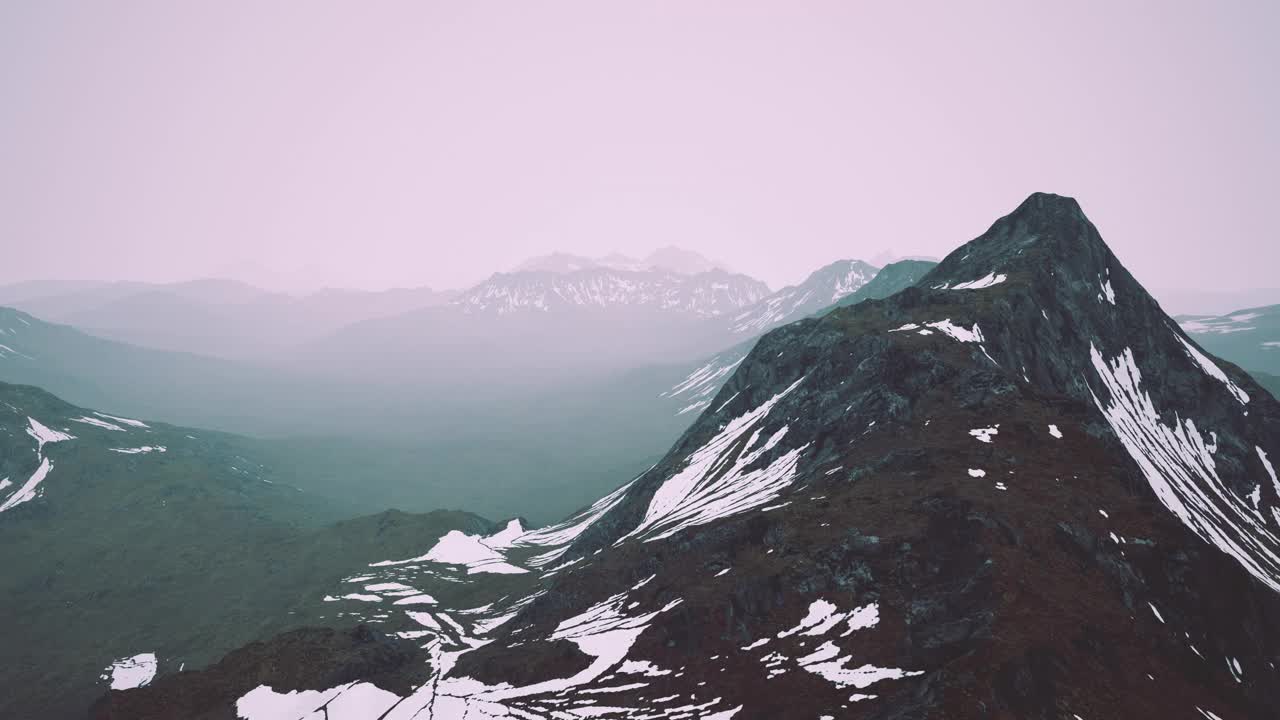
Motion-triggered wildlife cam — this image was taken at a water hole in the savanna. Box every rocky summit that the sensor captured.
[90,194,1280,720]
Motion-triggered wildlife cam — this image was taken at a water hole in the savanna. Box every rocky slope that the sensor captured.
[93,194,1280,719]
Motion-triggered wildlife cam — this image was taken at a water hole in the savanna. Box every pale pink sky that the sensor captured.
[2,2,1277,292]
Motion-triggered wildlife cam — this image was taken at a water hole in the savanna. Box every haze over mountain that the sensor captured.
[514,246,731,277]
[0,279,455,361]
[5,2,1278,717]
[75,194,1280,720]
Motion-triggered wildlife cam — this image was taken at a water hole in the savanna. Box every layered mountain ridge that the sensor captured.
[93,193,1280,719]
[453,267,769,317]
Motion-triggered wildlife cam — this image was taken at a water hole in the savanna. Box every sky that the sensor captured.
[2,1,1277,293]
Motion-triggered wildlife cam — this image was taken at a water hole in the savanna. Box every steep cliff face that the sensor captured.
[93,194,1280,720]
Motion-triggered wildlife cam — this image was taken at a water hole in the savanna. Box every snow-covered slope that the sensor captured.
[97,194,1280,720]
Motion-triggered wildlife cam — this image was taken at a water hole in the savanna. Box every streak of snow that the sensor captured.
[26,417,74,455]
[109,446,166,455]
[936,272,1007,290]
[70,416,127,431]
[94,411,149,428]
[626,378,808,542]
[1089,344,1280,592]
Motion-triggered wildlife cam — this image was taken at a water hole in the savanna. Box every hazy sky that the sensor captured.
[2,2,1277,292]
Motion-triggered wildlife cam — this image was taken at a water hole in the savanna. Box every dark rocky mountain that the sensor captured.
[1177,304,1280,378]
[0,380,494,720]
[93,193,1280,719]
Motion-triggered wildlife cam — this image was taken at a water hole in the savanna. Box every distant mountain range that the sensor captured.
[514,246,731,276]
[1177,304,1280,378]
[81,193,1280,720]
[0,279,454,360]
[454,267,768,317]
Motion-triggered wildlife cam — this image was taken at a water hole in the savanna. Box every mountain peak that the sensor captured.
[921,192,1114,297]
[1011,190,1085,218]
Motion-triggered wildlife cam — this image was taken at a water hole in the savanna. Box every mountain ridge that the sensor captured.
[94,193,1280,719]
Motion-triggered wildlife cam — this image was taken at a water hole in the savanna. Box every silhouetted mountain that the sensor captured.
[97,194,1280,719]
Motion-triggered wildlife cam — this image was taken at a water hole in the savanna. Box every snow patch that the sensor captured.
[102,653,157,690]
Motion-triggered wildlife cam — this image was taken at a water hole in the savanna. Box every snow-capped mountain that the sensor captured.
[728,259,879,335]
[95,194,1280,719]
[453,267,769,317]
[1178,304,1280,377]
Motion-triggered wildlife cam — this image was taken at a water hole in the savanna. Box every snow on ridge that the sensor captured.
[94,411,149,428]
[934,272,1007,290]
[927,320,985,343]
[0,457,53,513]
[109,446,166,455]
[627,378,809,543]
[1259,447,1280,504]
[26,417,74,455]
[890,319,984,343]
[515,477,638,567]
[666,355,744,401]
[372,530,529,575]
[71,416,127,431]
[1088,343,1280,593]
